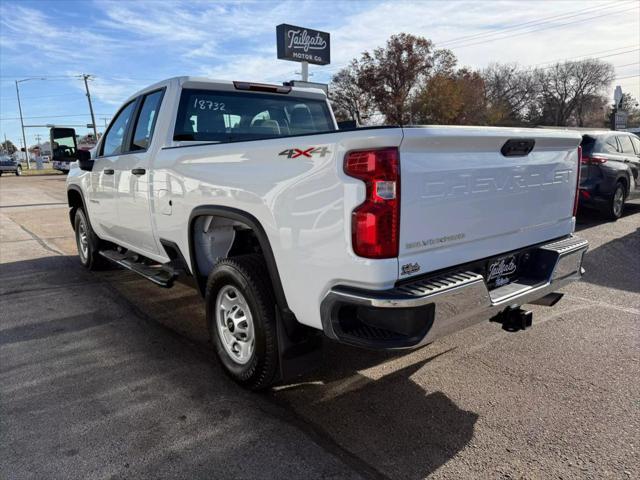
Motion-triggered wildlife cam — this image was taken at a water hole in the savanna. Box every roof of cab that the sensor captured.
[125,76,328,104]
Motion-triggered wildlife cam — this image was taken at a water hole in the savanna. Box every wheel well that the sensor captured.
[191,214,263,283]
[617,176,628,195]
[67,188,84,229]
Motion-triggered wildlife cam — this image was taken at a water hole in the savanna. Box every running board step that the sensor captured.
[99,250,178,288]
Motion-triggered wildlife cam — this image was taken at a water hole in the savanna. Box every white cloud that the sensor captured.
[1,0,638,138]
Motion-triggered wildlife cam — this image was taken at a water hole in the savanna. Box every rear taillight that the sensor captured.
[581,155,607,165]
[344,147,400,258]
[573,146,582,216]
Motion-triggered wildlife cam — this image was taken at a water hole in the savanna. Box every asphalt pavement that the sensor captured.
[1,175,638,480]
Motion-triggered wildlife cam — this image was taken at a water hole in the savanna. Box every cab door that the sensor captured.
[89,100,137,239]
[114,89,165,256]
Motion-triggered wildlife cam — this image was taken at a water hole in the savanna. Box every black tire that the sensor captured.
[73,208,105,270]
[15,165,22,176]
[205,254,279,391]
[606,181,626,220]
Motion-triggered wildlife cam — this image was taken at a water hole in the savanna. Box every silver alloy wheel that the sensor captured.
[613,186,624,217]
[77,217,89,263]
[215,285,255,365]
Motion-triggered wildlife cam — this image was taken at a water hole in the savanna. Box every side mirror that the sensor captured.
[49,127,79,162]
[77,150,93,171]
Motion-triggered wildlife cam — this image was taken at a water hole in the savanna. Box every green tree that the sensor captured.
[1,139,17,154]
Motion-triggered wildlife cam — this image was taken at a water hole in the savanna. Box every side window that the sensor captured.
[101,101,136,157]
[131,90,164,151]
[602,136,620,154]
[630,136,640,155]
[618,135,635,154]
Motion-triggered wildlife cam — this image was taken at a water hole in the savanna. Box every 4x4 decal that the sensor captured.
[279,147,331,158]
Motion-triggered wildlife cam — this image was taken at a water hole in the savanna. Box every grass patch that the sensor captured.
[18,163,63,176]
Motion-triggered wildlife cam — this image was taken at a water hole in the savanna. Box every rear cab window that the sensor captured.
[130,90,164,151]
[173,88,336,143]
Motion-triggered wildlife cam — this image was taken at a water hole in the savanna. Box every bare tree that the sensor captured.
[573,94,608,127]
[329,60,375,124]
[534,60,615,126]
[483,63,538,125]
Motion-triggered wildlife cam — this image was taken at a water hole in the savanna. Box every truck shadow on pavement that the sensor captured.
[274,347,479,480]
[1,254,479,480]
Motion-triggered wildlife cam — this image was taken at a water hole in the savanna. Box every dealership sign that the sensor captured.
[276,24,330,65]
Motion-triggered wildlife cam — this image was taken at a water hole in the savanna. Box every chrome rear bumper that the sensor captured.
[320,235,588,349]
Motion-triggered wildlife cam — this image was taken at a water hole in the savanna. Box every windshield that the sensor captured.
[174,88,335,143]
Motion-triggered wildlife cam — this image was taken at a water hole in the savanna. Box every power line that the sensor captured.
[0,113,112,121]
[613,62,640,69]
[441,6,639,50]
[615,74,640,80]
[537,49,640,69]
[437,1,637,47]
[532,45,639,66]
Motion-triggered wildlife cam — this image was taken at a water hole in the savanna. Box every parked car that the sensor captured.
[0,155,22,176]
[579,131,640,219]
[62,77,588,390]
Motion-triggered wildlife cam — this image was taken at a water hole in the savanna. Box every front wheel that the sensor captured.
[205,254,279,390]
[607,181,626,220]
[15,165,22,176]
[74,208,104,270]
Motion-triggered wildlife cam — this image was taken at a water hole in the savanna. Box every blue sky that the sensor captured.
[1,0,638,147]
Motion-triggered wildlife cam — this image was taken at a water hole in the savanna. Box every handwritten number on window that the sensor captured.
[193,98,225,111]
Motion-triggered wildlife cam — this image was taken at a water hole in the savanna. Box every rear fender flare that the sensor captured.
[188,206,290,314]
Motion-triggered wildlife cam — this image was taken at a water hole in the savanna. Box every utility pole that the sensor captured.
[82,74,98,140]
[15,80,31,169]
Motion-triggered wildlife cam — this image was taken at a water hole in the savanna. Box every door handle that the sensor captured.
[103,169,114,175]
[131,168,146,176]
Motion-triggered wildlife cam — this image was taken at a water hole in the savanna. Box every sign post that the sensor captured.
[276,24,330,84]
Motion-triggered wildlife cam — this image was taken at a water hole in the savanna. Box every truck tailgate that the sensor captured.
[398,126,582,279]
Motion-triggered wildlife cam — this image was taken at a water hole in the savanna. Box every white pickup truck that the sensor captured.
[64,76,588,389]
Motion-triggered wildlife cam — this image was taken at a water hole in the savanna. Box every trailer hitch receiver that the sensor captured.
[491,307,533,332]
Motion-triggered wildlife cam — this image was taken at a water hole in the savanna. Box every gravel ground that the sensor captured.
[1,175,638,480]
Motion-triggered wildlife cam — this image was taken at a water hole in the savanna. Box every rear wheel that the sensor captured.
[607,181,626,220]
[15,165,22,176]
[205,254,279,390]
[74,208,104,270]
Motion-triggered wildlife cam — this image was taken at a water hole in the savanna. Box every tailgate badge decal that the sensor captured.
[487,256,517,281]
